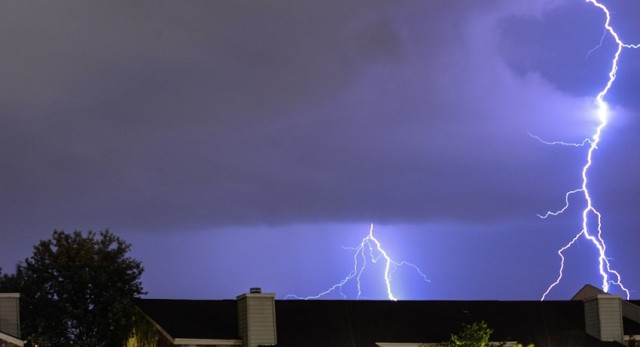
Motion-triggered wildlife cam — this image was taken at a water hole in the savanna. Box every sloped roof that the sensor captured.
[136,298,635,346]
[572,284,607,301]
[0,330,24,347]
[134,298,239,340]
[274,300,621,347]
[624,317,640,337]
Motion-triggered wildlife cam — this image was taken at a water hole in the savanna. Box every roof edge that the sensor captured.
[0,331,24,346]
[174,338,242,345]
[0,293,20,298]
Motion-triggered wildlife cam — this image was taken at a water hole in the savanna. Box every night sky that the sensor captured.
[2,0,639,301]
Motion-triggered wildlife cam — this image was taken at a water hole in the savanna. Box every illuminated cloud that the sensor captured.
[0,0,638,300]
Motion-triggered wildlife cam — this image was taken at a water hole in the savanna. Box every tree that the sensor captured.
[0,266,23,292]
[13,230,145,347]
[440,321,533,347]
[440,321,496,347]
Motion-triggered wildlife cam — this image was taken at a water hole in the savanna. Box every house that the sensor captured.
[0,293,23,347]
[129,286,640,347]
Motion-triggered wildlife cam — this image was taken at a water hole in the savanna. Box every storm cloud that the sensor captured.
[2,0,639,300]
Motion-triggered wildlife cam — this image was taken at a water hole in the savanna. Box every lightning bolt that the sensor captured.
[285,224,429,301]
[539,0,639,300]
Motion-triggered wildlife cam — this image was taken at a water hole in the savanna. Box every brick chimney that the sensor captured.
[237,288,277,347]
[583,294,623,343]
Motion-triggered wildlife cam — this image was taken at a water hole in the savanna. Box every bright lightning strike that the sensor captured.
[285,224,429,301]
[540,0,639,301]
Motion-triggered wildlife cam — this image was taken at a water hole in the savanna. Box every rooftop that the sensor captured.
[136,297,640,347]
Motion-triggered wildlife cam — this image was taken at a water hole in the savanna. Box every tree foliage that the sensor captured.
[440,321,533,347]
[2,230,145,347]
[440,321,496,347]
[0,266,23,292]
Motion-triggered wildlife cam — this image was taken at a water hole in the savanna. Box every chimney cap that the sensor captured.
[250,287,262,294]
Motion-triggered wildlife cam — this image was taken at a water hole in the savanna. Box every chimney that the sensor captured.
[0,293,20,338]
[583,294,623,343]
[237,288,277,347]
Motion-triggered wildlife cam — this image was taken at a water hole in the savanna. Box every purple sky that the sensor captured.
[2,0,640,300]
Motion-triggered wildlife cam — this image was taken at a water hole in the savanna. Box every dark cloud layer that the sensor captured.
[2,0,639,300]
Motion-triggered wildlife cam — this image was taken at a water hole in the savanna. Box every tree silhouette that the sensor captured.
[2,230,145,347]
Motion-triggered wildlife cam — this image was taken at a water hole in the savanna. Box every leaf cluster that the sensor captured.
[440,321,533,347]
[1,230,145,347]
[440,321,496,347]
